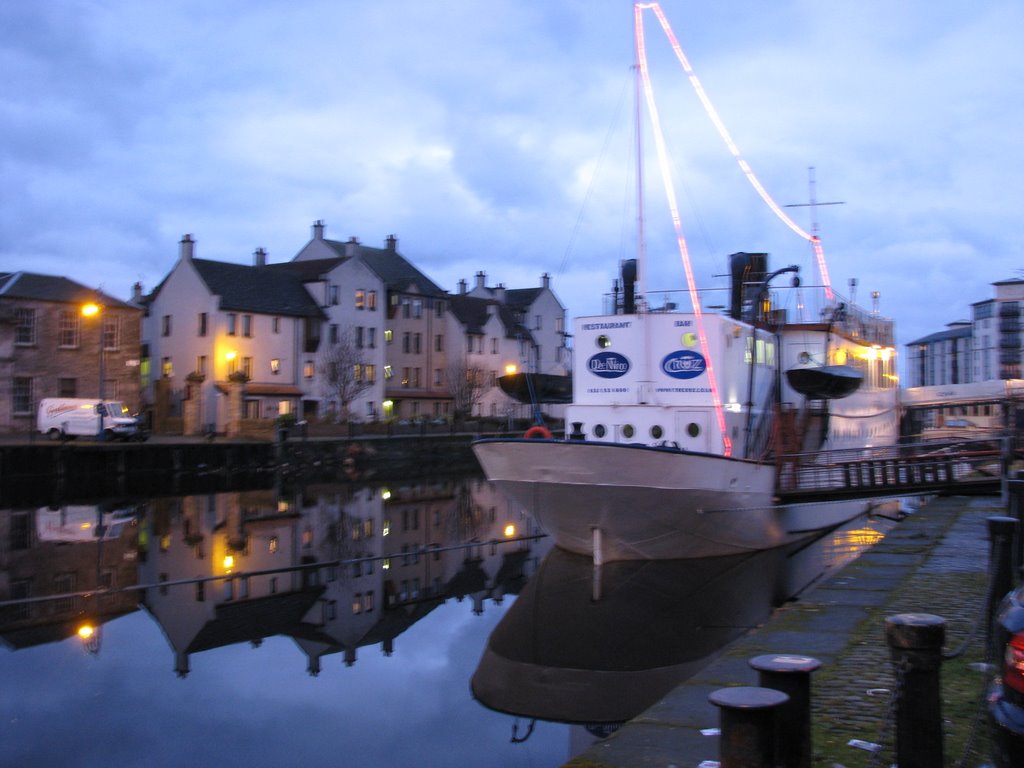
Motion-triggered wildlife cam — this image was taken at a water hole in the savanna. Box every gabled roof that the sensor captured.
[505,287,543,309]
[190,259,325,318]
[0,271,137,310]
[321,240,446,297]
[449,294,535,342]
[267,257,346,282]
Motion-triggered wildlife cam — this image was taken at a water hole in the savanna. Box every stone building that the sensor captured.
[0,271,143,433]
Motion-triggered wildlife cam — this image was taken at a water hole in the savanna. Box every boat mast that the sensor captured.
[633,5,646,311]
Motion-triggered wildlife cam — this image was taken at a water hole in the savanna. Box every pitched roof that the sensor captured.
[190,259,325,318]
[267,256,346,282]
[449,294,534,341]
[0,272,137,309]
[907,325,973,346]
[505,287,543,309]
[321,239,446,297]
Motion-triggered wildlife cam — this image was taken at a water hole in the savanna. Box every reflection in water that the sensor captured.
[471,507,899,756]
[0,473,900,765]
[0,476,548,675]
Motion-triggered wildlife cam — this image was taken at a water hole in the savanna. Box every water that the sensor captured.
[0,471,899,767]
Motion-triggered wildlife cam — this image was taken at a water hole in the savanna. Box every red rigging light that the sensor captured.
[1005,633,1024,694]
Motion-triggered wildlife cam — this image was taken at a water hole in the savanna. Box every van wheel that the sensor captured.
[47,428,63,441]
[103,429,117,441]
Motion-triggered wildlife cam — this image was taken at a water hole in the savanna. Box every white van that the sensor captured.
[37,398,144,441]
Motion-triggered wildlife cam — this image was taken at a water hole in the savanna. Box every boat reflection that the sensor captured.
[471,509,898,732]
[0,475,551,674]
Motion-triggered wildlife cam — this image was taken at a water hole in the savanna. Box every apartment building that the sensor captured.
[0,271,142,433]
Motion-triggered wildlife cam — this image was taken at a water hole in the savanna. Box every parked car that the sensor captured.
[989,584,1024,767]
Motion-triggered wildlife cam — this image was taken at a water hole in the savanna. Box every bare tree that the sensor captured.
[445,356,492,423]
[319,328,372,423]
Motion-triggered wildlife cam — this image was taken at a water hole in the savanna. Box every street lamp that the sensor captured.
[81,301,105,438]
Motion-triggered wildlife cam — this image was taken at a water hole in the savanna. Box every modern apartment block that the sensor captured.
[905,277,1024,388]
[0,272,143,433]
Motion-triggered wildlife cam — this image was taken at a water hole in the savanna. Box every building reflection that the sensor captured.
[0,475,549,676]
[0,503,141,652]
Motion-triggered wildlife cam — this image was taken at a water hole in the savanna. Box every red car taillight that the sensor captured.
[1005,633,1024,694]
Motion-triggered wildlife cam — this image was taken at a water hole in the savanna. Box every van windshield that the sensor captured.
[104,402,130,417]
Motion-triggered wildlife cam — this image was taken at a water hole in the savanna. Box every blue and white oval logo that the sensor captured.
[588,351,630,379]
[662,350,706,380]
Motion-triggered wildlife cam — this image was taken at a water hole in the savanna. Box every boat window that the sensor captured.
[596,335,612,349]
[622,424,635,438]
[686,422,701,438]
[798,351,812,364]
[593,424,607,438]
[650,425,663,439]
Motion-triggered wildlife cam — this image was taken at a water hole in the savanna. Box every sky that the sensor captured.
[2,0,1021,363]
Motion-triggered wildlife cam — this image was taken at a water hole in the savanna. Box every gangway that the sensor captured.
[775,438,1005,503]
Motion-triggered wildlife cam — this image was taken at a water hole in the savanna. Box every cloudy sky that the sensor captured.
[2,0,1020,362]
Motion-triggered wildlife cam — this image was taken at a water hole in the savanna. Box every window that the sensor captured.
[402,298,410,319]
[227,354,238,375]
[535,314,542,330]
[329,324,339,344]
[384,365,393,380]
[368,328,376,348]
[12,377,32,415]
[367,290,377,311]
[161,358,173,378]
[242,314,252,338]
[14,308,35,345]
[385,329,393,344]
[58,378,76,397]
[402,368,410,387]
[355,289,365,310]
[59,311,80,348]
[434,368,443,386]
[242,357,253,379]
[354,363,363,382]
[414,333,421,354]
[435,334,443,352]
[329,285,339,306]
[491,337,498,354]
[102,316,119,350]
[270,358,280,375]
[356,327,364,348]
[227,313,237,336]
[403,332,411,353]
[304,360,314,379]
[196,356,207,376]
[435,300,445,318]
[161,314,172,337]
[365,364,376,383]
[198,312,208,337]
[272,316,280,334]
[413,299,423,318]
[412,368,421,387]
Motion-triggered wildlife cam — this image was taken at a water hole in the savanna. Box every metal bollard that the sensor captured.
[885,613,946,768]
[988,516,1018,642]
[748,654,822,768]
[1006,473,1024,574]
[708,686,789,768]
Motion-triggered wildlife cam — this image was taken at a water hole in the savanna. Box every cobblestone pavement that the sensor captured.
[568,495,1004,767]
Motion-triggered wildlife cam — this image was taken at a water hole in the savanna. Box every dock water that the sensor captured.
[569,494,997,767]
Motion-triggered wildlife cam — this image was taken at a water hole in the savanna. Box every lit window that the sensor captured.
[270,358,280,374]
[304,360,314,378]
[355,289,365,309]
[384,329,393,343]
[367,290,377,311]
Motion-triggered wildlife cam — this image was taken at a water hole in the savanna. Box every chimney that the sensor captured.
[312,220,325,240]
[541,272,551,290]
[253,248,267,267]
[458,279,467,295]
[494,283,506,303]
[131,282,143,303]
[386,234,397,251]
[475,271,486,291]
[180,234,194,261]
[345,236,360,258]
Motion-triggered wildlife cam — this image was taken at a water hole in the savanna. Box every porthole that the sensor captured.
[650,425,664,439]
[593,424,607,438]
[681,332,698,348]
[622,424,635,438]
[798,351,811,364]
[596,335,612,349]
[687,422,701,438]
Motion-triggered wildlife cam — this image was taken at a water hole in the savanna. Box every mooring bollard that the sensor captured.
[708,686,789,768]
[885,613,946,768]
[748,654,821,768]
[988,516,1018,642]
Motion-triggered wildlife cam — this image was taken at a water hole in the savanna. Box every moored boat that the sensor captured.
[471,3,900,562]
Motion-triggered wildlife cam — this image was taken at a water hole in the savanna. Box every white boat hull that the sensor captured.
[475,439,791,559]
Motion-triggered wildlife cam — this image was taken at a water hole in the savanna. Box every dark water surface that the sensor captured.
[0,472,897,767]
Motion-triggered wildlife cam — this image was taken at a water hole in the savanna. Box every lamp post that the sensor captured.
[81,301,105,438]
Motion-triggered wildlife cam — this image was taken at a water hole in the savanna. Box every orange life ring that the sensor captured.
[523,425,553,440]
